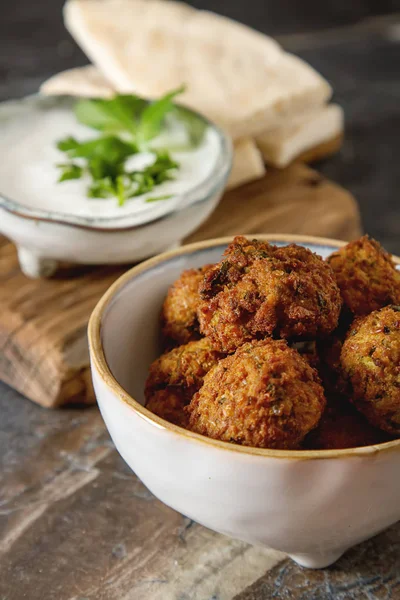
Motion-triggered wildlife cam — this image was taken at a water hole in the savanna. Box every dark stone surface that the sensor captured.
[235,526,400,599]
[1,380,399,600]
[1,2,400,598]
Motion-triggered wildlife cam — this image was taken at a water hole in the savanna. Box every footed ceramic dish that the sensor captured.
[88,234,400,569]
[0,95,232,278]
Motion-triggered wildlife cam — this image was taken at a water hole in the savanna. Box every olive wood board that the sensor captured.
[0,163,362,408]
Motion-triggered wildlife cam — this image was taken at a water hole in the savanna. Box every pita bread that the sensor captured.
[64,0,331,138]
[40,65,115,98]
[227,138,266,189]
[256,104,344,167]
[290,133,343,165]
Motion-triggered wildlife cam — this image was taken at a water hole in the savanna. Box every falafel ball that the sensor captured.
[187,339,326,449]
[304,397,390,450]
[327,236,400,316]
[145,338,224,426]
[340,306,400,435]
[161,265,212,347]
[198,236,342,353]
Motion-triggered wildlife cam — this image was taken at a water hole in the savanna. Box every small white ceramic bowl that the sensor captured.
[88,234,400,569]
[0,95,232,278]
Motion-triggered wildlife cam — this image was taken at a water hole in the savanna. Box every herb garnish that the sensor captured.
[145,194,174,204]
[56,86,203,206]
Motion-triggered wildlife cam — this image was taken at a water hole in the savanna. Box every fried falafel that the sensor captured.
[161,265,212,347]
[145,337,223,426]
[327,236,400,316]
[341,306,400,435]
[304,397,390,450]
[198,237,341,353]
[187,339,326,449]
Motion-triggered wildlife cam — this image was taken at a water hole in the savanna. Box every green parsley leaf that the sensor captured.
[144,150,179,184]
[88,157,120,181]
[87,178,115,199]
[176,106,207,147]
[57,163,83,182]
[136,86,186,146]
[116,175,128,207]
[145,194,174,203]
[128,171,155,197]
[57,136,81,154]
[64,135,137,161]
[74,96,147,135]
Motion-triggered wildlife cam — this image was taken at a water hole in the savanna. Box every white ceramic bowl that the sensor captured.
[0,95,232,278]
[88,234,400,569]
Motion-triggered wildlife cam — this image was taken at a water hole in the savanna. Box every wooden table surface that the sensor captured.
[1,1,400,598]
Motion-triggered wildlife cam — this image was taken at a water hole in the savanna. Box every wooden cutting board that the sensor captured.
[0,163,362,408]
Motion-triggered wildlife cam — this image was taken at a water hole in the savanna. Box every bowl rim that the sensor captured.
[88,233,400,460]
[0,94,233,231]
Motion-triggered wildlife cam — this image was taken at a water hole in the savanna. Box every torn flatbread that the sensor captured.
[40,65,115,98]
[256,104,344,167]
[227,138,266,189]
[64,0,331,138]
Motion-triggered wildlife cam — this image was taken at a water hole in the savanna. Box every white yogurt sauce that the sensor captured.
[0,103,221,222]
